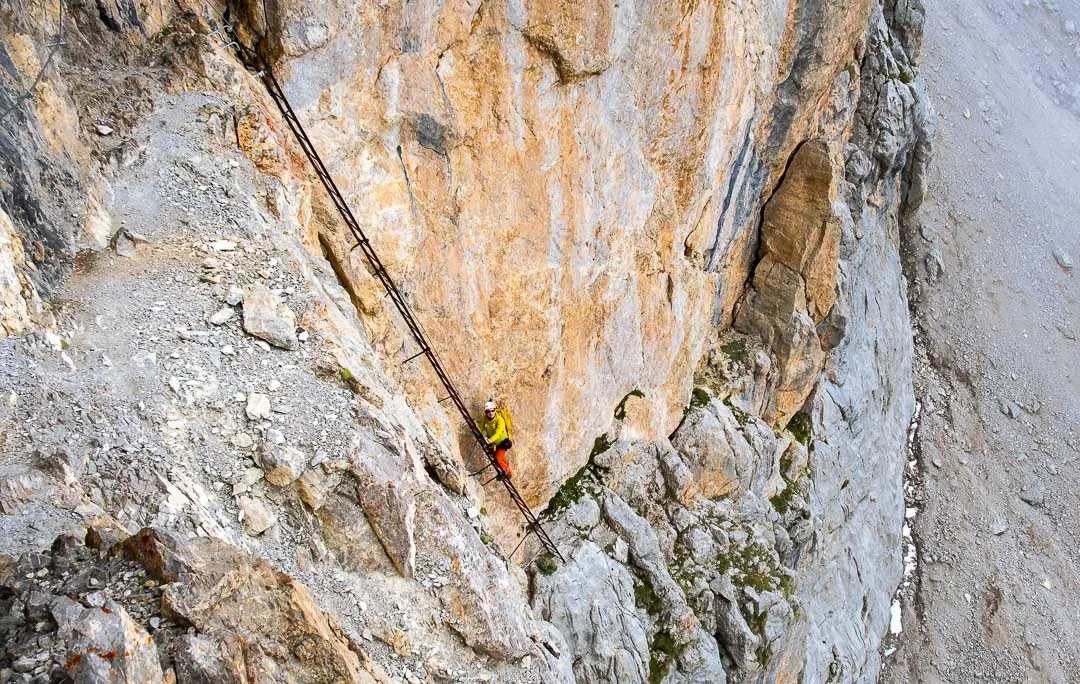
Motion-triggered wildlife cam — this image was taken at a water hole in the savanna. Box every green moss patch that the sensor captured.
[634,577,663,617]
[723,397,751,426]
[536,552,558,576]
[648,629,688,684]
[715,534,793,598]
[690,387,710,408]
[589,433,613,461]
[720,338,749,364]
[786,412,813,447]
[543,434,611,519]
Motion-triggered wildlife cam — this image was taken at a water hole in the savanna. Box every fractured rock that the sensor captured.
[242,284,297,350]
[65,600,165,683]
[245,392,271,421]
[255,444,307,486]
[758,140,842,322]
[532,542,649,683]
[237,496,277,535]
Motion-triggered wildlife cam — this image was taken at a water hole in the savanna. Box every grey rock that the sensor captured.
[246,392,271,421]
[50,596,85,639]
[564,496,601,530]
[925,245,945,280]
[11,656,37,673]
[613,538,628,564]
[1020,488,1047,508]
[170,634,245,683]
[670,401,755,499]
[532,542,649,684]
[114,231,137,257]
[179,329,211,344]
[712,576,761,674]
[65,600,165,683]
[83,591,106,608]
[225,286,244,306]
[209,308,234,326]
[1052,246,1073,270]
[255,444,307,486]
[242,284,297,350]
[998,399,1021,419]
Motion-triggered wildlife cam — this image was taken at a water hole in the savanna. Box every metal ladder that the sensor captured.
[230,38,563,563]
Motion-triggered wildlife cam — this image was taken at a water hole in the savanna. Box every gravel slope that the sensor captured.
[885,0,1080,681]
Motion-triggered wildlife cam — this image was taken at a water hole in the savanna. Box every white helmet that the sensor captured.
[484,400,496,412]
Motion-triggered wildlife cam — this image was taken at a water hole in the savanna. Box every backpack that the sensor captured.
[496,405,513,440]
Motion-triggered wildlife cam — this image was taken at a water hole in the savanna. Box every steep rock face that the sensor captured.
[233,0,879,511]
[535,3,930,682]
[0,0,930,682]
[735,140,840,427]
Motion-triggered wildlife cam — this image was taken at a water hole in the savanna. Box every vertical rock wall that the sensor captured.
[230,0,879,511]
[0,0,932,681]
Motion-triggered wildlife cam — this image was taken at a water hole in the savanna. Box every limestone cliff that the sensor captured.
[0,0,930,682]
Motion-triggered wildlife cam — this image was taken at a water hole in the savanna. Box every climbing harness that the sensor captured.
[217,26,563,563]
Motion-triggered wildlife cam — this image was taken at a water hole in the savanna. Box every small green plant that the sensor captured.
[715,536,790,595]
[648,629,687,684]
[690,387,710,408]
[723,397,751,425]
[614,389,645,420]
[590,433,613,460]
[720,338,749,364]
[786,412,813,447]
[634,578,663,616]
[536,552,558,576]
[544,434,613,519]
[480,532,494,545]
[770,487,794,515]
[338,367,354,382]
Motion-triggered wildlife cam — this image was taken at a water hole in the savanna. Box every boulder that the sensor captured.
[758,140,841,323]
[237,496,278,536]
[670,401,756,499]
[65,600,165,683]
[242,284,298,350]
[256,444,307,486]
[532,542,649,684]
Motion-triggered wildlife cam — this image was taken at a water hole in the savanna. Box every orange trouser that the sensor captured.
[494,446,512,477]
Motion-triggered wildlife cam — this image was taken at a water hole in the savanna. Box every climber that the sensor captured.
[479,399,513,478]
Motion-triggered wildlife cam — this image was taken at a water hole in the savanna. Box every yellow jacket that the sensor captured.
[480,413,509,445]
